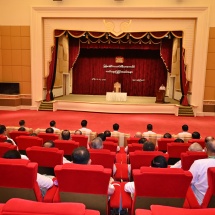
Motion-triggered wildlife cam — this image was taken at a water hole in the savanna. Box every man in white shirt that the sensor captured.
[177,124,191,140]
[142,124,156,136]
[0,125,16,146]
[50,120,61,132]
[79,120,92,134]
[189,139,215,205]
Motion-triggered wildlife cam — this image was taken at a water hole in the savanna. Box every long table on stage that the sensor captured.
[106,92,127,102]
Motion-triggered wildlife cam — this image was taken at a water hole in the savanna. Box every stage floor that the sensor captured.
[55,94,179,105]
[53,94,180,114]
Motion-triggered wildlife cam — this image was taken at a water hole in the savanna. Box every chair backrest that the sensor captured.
[181,151,208,170]
[133,167,192,212]
[0,198,99,215]
[89,149,116,170]
[0,135,7,142]
[71,135,88,148]
[128,143,143,153]
[129,151,169,171]
[157,138,175,152]
[106,136,118,144]
[54,164,111,214]
[127,137,140,145]
[202,167,215,208]
[15,136,43,153]
[188,139,205,148]
[103,141,118,152]
[8,131,30,141]
[0,143,17,157]
[37,133,59,143]
[54,139,79,160]
[26,146,63,175]
[0,158,42,202]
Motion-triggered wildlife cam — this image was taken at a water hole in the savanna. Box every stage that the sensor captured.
[52,94,180,114]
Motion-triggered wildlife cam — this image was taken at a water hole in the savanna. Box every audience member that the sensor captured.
[74,130,82,135]
[192,131,201,139]
[50,120,60,132]
[104,130,111,137]
[90,137,103,149]
[0,125,16,145]
[134,132,142,138]
[142,124,156,136]
[30,133,37,136]
[174,138,184,143]
[163,132,172,138]
[177,124,191,139]
[112,123,120,132]
[138,138,147,144]
[143,141,155,151]
[124,155,167,195]
[71,147,115,195]
[45,127,54,133]
[18,127,26,131]
[79,120,92,134]
[3,150,53,197]
[171,142,203,168]
[97,133,106,141]
[205,136,214,144]
[61,130,71,140]
[43,141,70,164]
[189,139,215,204]
[19,120,26,127]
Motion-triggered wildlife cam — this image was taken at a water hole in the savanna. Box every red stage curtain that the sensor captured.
[180,41,189,106]
[69,37,80,69]
[46,37,58,101]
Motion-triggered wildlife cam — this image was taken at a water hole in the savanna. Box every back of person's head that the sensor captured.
[206,140,215,154]
[104,130,111,137]
[188,142,203,152]
[43,140,55,148]
[18,127,26,131]
[50,120,56,127]
[143,141,155,151]
[138,137,147,144]
[90,137,103,149]
[205,136,214,143]
[147,124,153,131]
[3,150,21,159]
[151,155,168,168]
[113,123,119,131]
[182,124,189,132]
[174,138,184,143]
[19,120,25,127]
[0,125,6,135]
[81,120,87,127]
[71,147,90,164]
[163,133,172,138]
[4,139,13,144]
[192,131,200,139]
[61,130,70,140]
[46,127,54,133]
[30,133,37,136]
[97,133,106,141]
[134,132,142,138]
[74,130,82,135]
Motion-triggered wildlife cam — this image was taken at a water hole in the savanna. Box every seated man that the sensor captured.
[61,130,71,140]
[79,120,92,134]
[177,124,191,140]
[46,127,54,133]
[142,124,156,136]
[3,150,53,197]
[71,146,115,195]
[74,130,82,135]
[189,139,215,205]
[50,120,60,132]
[143,141,155,151]
[124,155,168,195]
[0,125,16,145]
[163,132,172,138]
[192,131,201,139]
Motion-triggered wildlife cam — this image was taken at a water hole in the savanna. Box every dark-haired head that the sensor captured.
[71,147,91,164]
[163,133,172,138]
[3,150,21,159]
[46,127,54,133]
[151,155,168,168]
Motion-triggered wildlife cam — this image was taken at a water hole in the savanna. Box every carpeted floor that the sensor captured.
[0,110,215,138]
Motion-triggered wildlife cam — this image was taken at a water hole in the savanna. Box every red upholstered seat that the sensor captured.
[15,136,43,154]
[37,133,59,143]
[127,137,140,145]
[106,137,118,143]
[0,143,17,157]
[121,167,192,215]
[136,205,215,215]
[71,135,88,148]
[127,143,143,153]
[54,164,121,215]
[8,131,30,141]
[54,139,79,161]
[181,151,208,170]
[103,141,118,152]
[0,158,42,202]
[26,146,63,176]
[188,139,205,148]
[167,143,191,165]
[157,138,175,152]
[0,198,99,215]
[0,136,7,142]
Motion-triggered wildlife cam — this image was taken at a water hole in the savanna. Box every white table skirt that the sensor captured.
[106,92,127,102]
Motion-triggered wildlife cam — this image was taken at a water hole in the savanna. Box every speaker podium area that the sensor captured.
[155,90,165,103]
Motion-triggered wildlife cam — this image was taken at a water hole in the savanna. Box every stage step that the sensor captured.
[178,106,194,117]
[38,101,53,111]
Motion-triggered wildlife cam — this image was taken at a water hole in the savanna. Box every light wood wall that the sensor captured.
[0,26,31,94]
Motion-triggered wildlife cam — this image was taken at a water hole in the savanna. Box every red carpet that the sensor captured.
[0,110,215,138]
